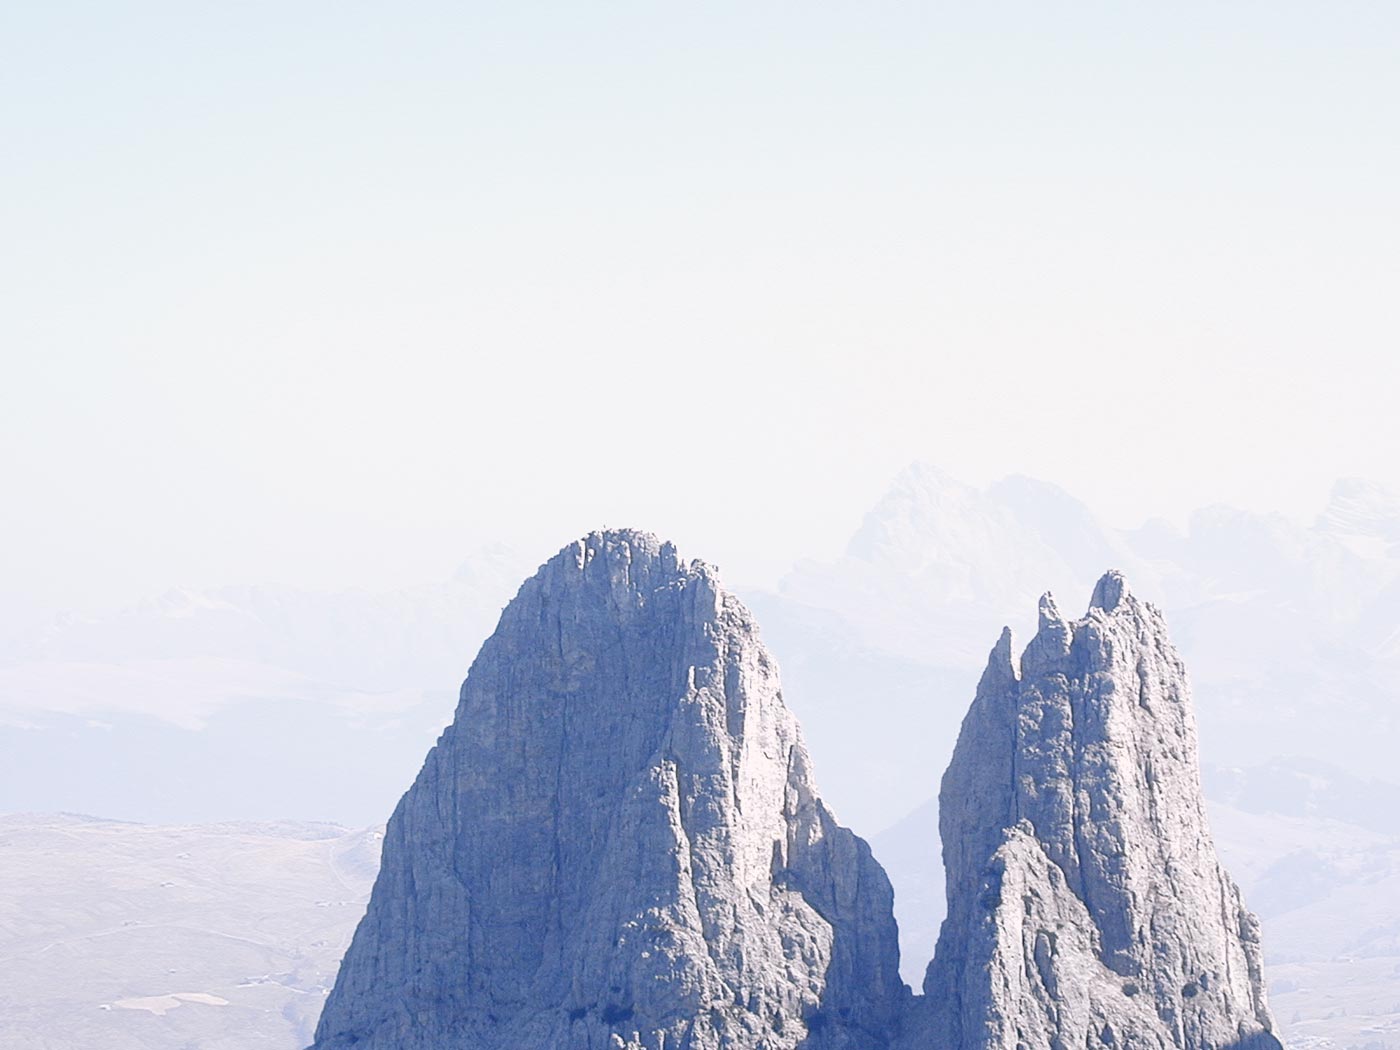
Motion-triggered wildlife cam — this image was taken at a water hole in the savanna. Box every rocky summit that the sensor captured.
[915,571,1282,1050]
[312,532,1281,1050]
[311,530,905,1050]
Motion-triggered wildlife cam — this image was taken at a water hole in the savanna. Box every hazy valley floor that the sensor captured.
[2,801,1395,1050]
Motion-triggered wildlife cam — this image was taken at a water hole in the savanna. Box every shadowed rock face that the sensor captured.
[919,571,1282,1050]
[311,530,905,1050]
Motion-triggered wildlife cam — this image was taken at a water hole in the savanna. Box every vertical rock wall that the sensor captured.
[311,530,905,1050]
[919,572,1281,1050]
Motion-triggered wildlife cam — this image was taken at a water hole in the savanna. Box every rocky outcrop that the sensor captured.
[312,534,1280,1050]
[917,571,1281,1050]
[311,530,905,1050]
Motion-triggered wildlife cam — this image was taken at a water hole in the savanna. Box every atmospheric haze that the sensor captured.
[5,2,1400,623]
[4,4,1399,1050]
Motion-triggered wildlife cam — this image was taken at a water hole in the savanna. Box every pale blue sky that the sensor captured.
[4,2,1398,615]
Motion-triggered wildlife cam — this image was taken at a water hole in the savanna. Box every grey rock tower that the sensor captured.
[919,571,1281,1050]
[312,530,905,1050]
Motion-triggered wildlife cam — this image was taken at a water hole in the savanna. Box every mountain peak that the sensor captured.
[1317,477,1400,545]
[313,531,904,1050]
[922,577,1281,1050]
[989,625,1019,680]
[553,527,682,575]
[1088,568,1129,613]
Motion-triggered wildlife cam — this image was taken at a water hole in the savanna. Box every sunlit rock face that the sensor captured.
[312,534,1280,1050]
[311,530,905,1050]
[916,572,1282,1050]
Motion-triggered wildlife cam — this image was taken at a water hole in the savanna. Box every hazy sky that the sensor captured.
[5,2,1398,617]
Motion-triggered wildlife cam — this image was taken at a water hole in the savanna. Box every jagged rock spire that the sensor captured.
[919,571,1281,1050]
[312,543,1280,1050]
[311,530,905,1050]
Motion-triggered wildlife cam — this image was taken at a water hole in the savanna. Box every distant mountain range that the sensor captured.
[0,543,531,824]
[756,464,1400,837]
[10,504,1400,1050]
[4,466,1399,1047]
[7,466,1397,833]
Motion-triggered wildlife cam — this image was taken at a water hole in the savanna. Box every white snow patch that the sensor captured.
[109,991,229,1015]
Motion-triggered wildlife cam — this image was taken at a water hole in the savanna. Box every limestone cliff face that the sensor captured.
[311,530,905,1050]
[919,572,1281,1050]
[312,539,1279,1050]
